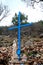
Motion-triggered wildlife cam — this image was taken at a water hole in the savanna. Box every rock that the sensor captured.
[39,33,43,38]
[21,54,27,62]
[0,47,7,53]
[33,61,37,65]
[41,54,43,60]
[40,48,43,53]
[36,54,41,58]
[0,53,3,60]
[25,38,34,47]
[11,40,18,62]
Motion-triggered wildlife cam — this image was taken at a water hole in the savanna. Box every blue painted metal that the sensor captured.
[21,23,32,27]
[8,23,32,30]
[8,12,32,60]
[17,12,21,59]
[8,26,18,30]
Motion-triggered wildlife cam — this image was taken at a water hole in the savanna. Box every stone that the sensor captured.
[40,48,43,53]
[25,38,34,47]
[11,40,18,62]
[39,33,43,38]
[36,54,41,58]
[41,54,43,60]
[33,61,37,65]
[21,54,27,62]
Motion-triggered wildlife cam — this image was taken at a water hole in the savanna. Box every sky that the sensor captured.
[0,0,43,26]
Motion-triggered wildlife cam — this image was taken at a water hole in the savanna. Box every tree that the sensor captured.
[12,12,28,25]
[0,3,9,21]
[21,0,43,9]
[38,20,43,25]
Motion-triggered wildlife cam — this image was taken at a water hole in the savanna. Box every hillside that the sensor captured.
[0,21,43,46]
[0,21,43,65]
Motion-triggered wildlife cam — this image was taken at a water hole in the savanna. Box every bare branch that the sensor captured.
[0,3,9,21]
[21,0,43,8]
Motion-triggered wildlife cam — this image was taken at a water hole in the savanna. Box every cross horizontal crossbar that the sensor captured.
[8,23,32,30]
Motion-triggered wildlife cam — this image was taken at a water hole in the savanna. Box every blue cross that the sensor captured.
[8,12,32,60]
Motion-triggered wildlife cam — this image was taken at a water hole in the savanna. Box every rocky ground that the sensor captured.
[0,19,43,65]
[0,37,43,65]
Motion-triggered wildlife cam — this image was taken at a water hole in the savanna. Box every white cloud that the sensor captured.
[0,0,43,26]
[0,0,5,4]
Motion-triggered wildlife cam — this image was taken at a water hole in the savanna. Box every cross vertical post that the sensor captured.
[17,12,21,60]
